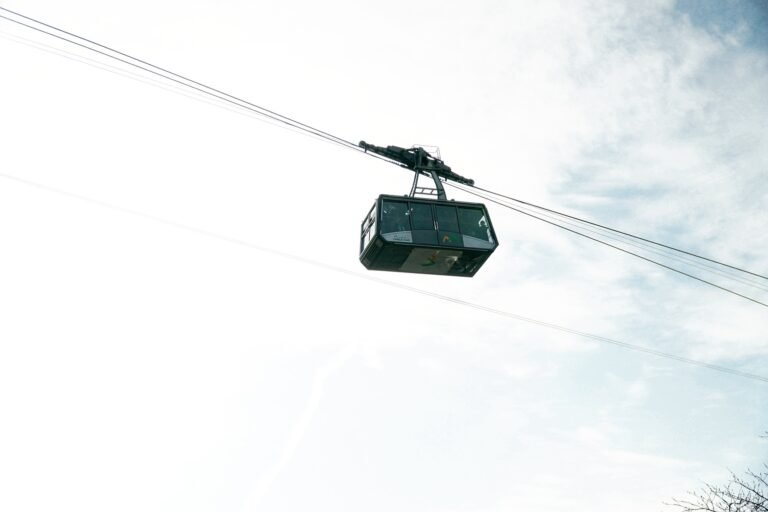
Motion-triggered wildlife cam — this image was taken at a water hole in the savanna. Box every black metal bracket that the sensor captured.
[359,140,474,201]
[409,170,447,200]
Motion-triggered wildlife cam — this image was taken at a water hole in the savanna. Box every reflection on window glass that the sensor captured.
[361,202,377,250]
[435,205,459,232]
[458,207,490,241]
[370,204,377,240]
[410,203,434,230]
[381,200,410,233]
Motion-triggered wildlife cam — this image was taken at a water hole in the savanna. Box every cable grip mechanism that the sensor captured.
[359,140,474,201]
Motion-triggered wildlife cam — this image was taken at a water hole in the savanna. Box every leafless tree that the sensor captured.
[669,464,768,512]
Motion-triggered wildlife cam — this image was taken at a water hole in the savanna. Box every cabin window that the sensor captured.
[409,202,434,230]
[381,200,410,233]
[458,207,491,241]
[435,205,462,246]
[434,205,459,232]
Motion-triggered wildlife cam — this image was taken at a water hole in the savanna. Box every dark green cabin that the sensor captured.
[360,194,498,277]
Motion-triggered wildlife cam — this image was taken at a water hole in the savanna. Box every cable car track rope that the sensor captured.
[2,172,767,384]
[0,6,400,168]
[468,184,768,281]
[449,183,768,309]
[2,5,766,308]
[455,189,768,294]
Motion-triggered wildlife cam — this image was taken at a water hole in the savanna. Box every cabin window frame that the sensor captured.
[380,199,411,234]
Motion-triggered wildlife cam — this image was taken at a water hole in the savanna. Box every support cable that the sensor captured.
[513,204,768,292]
[469,183,768,282]
[0,28,360,147]
[458,185,768,293]
[0,6,357,150]
[0,7,402,168]
[450,183,768,309]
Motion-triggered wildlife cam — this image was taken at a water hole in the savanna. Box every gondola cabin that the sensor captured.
[360,195,498,277]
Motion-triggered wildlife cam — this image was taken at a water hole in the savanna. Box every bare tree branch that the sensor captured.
[670,466,768,512]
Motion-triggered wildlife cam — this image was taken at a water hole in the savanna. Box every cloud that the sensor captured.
[535,0,768,363]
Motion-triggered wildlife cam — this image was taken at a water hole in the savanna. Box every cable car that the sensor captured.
[358,141,498,277]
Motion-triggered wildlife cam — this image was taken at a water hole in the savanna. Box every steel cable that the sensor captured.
[449,183,768,309]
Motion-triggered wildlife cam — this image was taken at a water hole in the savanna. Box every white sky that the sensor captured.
[1,1,767,511]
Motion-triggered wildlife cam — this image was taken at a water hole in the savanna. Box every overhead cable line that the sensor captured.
[0,7,402,168]
[2,171,767,385]
[455,185,768,293]
[0,29,356,147]
[450,182,768,309]
[469,183,768,282]
[511,202,768,292]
